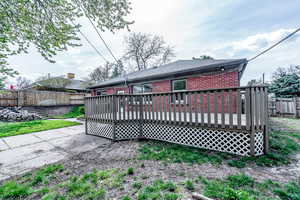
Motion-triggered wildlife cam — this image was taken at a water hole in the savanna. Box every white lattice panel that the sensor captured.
[254,131,264,156]
[87,120,114,139]
[142,122,253,156]
[86,120,265,156]
[115,122,140,140]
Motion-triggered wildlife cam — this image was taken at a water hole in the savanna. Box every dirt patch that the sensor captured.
[1,118,300,199]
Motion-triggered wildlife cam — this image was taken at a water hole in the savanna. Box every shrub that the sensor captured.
[185,180,194,191]
[127,167,134,175]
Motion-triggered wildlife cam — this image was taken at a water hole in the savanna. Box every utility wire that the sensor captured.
[248,28,300,62]
[74,0,119,63]
[86,17,119,63]
[77,27,109,63]
[36,2,109,63]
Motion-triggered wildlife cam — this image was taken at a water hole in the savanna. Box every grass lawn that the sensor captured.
[0,164,299,200]
[0,117,299,199]
[52,106,84,119]
[0,120,81,138]
[138,127,300,168]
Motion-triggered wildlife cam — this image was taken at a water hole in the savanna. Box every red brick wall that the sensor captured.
[92,70,239,95]
[152,80,172,93]
[106,87,130,95]
[187,71,239,90]
[92,70,240,113]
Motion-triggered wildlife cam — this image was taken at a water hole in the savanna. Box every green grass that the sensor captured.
[52,106,84,119]
[0,120,81,138]
[137,179,179,200]
[1,163,299,200]
[138,142,227,165]
[138,129,300,168]
[0,166,127,199]
[185,180,195,191]
[198,174,300,200]
[227,130,300,168]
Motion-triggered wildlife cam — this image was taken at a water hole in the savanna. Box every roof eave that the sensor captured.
[88,59,247,89]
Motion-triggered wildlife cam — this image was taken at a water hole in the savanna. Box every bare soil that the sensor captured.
[2,117,300,199]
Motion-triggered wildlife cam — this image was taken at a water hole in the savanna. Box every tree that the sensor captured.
[0,0,132,85]
[0,66,18,88]
[124,32,175,71]
[111,61,125,78]
[16,76,32,89]
[192,55,214,60]
[89,62,112,82]
[36,75,71,89]
[269,66,300,97]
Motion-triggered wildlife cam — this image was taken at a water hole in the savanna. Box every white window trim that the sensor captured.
[172,79,187,104]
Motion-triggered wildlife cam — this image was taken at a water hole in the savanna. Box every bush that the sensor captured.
[78,106,85,114]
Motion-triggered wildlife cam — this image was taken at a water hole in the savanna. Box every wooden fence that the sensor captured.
[85,86,268,156]
[0,90,88,107]
[269,97,300,118]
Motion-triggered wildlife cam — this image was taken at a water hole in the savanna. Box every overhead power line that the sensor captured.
[74,0,119,63]
[76,27,109,63]
[86,17,119,63]
[248,28,300,62]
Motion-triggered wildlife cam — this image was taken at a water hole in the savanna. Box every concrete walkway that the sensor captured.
[0,119,110,181]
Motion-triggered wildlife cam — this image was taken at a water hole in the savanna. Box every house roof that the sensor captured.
[30,78,87,91]
[88,58,248,89]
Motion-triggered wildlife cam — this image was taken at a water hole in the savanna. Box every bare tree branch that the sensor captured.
[124,32,175,71]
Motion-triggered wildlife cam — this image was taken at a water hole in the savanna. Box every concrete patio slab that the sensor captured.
[0,139,9,151]
[0,121,110,181]
[3,134,42,148]
[0,142,54,165]
[33,129,70,140]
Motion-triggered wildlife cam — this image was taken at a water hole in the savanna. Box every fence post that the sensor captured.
[250,87,255,156]
[139,95,144,139]
[112,95,117,141]
[264,87,269,154]
[296,97,300,118]
[84,97,88,135]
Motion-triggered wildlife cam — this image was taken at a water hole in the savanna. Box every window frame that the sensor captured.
[117,90,125,95]
[171,79,187,104]
[132,83,153,94]
[96,89,107,96]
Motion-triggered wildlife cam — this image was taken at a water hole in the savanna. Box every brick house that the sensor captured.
[88,58,247,96]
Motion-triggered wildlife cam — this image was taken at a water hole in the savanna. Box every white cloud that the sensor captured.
[231,29,299,51]
[5,1,300,89]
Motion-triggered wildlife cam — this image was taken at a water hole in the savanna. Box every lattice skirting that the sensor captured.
[86,120,114,139]
[86,120,265,156]
[142,122,264,156]
[115,122,140,140]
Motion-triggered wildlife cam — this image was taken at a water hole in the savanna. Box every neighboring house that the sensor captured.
[28,73,88,93]
[88,59,248,96]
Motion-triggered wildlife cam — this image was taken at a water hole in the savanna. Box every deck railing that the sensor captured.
[85,86,269,156]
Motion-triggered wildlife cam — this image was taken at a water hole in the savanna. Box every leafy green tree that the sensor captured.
[0,66,18,88]
[269,66,300,97]
[0,0,132,86]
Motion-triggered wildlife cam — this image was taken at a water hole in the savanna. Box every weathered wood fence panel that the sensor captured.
[85,86,269,156]
[0,90,18,107]
[0,90,88,107]
[269,97,300,118]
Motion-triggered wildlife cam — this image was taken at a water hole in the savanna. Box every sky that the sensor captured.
[6,0,300,86]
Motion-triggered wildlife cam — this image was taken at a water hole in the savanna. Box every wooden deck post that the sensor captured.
[84,97,88,135]
[139,95,144,139]
[250,87,255,156]
[264,87,269,154]
[112,95,117,141]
